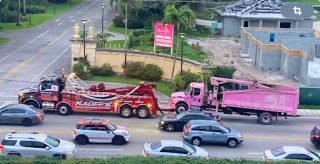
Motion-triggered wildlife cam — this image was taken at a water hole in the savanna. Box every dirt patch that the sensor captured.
[194,38,298,86]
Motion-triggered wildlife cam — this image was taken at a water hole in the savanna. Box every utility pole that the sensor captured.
[124,3,128,78]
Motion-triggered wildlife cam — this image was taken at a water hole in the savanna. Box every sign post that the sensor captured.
[154,22,174,55]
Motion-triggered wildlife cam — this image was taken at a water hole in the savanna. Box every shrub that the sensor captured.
[26,6,46,14]
[48,0,67,3]
[0,24,3,30]
[1,12,21,23]
[111,15,144,29]
[211,65,236,79]
[173,70,200,90]
[112,15,125,28]
[122,61,144,78]
[139,34,154,46]
[128,32,139,48]
[139,64,163,81]
[90,64,114,76]
[72,62,91,80]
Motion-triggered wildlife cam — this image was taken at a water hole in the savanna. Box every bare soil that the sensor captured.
[195,38,298,86]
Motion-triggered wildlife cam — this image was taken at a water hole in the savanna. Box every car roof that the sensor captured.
[77,118,110,125]
[183,111,207,115]
[189,120,219,125]
[4,132,47,142]
[282,146,309,154]
[159,140,183,147]
[2,104,31,110]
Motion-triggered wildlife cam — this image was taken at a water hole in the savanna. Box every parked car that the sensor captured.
[263,146,320,162]
[72,118,130,145]
[182,120,243,148]
[0,104,44,126]
[0,132,76,159]
[142,140,209,159]
[311,126,320,147]
[158,111,221,132]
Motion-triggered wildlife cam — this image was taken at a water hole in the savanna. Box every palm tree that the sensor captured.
[16,0,21,26]
[96,32,115,47]
[197,70,212,92]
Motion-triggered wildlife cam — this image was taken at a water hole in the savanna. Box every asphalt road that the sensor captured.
[0,100,318,160]
[0,0,115,102]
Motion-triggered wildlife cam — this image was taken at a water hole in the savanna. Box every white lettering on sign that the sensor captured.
[308,93,313,97]
[75,100,112,108]
[264,95,286,106]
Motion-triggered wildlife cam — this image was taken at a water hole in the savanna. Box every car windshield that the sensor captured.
[184,85,191,95]
[106,123,117,131]
[183,141,196,153]
[176,113,186,120]
[44,135,60,147]
[219,122,231,132]
[308,149,320,159]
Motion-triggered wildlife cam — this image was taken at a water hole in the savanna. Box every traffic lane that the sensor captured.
[0,132,317,160]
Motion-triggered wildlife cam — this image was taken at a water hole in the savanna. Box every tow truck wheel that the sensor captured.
[120,105,133,118]
[259,112,273,125]
[57,103,71,116]
[136,106,150,119]
[175,103,188,114]
[25,101,39,108]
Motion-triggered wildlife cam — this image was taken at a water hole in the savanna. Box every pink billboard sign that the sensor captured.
[154,22,174,48]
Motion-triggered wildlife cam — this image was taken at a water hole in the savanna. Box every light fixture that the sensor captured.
[101,4,105,8]
[179,33,186,39]
[81,19,87,24]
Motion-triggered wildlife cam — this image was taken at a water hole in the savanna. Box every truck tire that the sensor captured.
[175,103,188,114]
[259,112,273,125]
[57,103,72,116]
[120,105,133,118]
[136,106,150,119]
[25,101,40,108]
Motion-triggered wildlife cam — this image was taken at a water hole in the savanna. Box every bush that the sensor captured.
[26,6,46,14]
[48,0,67,3]
[173,70,200,90]
[139,64,163,81]
[0,24,3,30]
[211,65,236,79]
[72,62,91,80]
[90,64,114,76]
[112,15,144,29]
[1,12,22,23]
[122,61,144,78]
[112,15,125,28]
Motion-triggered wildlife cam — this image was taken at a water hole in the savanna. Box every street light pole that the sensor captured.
[116,0,118,17]
[54,0,56,14]
[81,19,87,64]
[28,0,31,25]
[101,4,105,47]
[124,3,128,78]
[179,33,186,76]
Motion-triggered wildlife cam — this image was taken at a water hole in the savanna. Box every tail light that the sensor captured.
[36,113,42,119]
[315,135,320,139]
[143,149,149,157]
[185,123,191,135]
[73,130,77,135]
[0,145,4,154]
[264,153,272,162]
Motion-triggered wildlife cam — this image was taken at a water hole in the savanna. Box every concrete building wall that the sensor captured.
[250,20,259,27]
[222,17,241,37]
[298,20,313,29]
[262,20,277,27]
[259,50,282,72]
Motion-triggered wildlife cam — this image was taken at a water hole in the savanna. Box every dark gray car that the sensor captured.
[0,104,44,126]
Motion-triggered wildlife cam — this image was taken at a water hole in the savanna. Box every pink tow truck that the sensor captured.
[169,77,299,125]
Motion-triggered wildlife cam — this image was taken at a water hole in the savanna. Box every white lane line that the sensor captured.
[69,16,73,18]
[31,46,70,82]
[0,95,16,98]
[0,31,49,63]
[58,22,62,25]
[77,149,123,151]
[248,153,263,155]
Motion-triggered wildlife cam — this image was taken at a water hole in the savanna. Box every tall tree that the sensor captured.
[16,0,21,26]
[22,0,26,15]
[0,0,10,23]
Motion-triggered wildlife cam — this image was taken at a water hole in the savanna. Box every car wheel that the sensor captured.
[120,105,133,118]
[112,136,125,145]
[75,135,88,145]
[175,103,188,114]
[165,123,175,132]
[57,103,71,116]
[259,112,273,125]
[22,118,32,127]
[191,137,202,146]
[227,138,238,148]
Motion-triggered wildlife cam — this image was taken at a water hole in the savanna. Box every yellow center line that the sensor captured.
[0,129,309,141]
[0,28,72,84]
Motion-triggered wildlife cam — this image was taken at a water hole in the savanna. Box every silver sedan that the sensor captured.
[263,146,320,162]
[142,140,209,159]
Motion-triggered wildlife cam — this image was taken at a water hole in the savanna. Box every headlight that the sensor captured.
[238,134,242,138]
[65,151,73,155]
[160,121,164,124]
[19,92,24,97]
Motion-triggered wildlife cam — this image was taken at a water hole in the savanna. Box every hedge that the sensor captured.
[0,155,318,164]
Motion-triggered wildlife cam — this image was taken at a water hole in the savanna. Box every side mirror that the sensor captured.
[45,146,50,150]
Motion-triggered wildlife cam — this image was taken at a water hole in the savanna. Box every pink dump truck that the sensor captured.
[169,77,299,125]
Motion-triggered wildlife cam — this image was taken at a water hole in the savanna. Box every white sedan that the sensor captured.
[263,146,320,162]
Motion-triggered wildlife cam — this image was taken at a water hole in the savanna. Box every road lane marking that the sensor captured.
[77,149,123,151]
[0,31,49,63]
[31,46,70,82]
[0,129,309,141]
[248,153,263,155]
[58,22,62,25]
[0,28,71,84]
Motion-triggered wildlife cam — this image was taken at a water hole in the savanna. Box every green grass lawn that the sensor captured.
[283,0,320,5]
[298,105,320,110]
[107,23,143,35]
[0,37,10,46]
[106,40,125,49]
[91,76,173,97]
[0,0,84,32]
